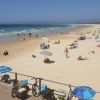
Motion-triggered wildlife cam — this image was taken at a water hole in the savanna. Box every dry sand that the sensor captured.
[0,24,100,99]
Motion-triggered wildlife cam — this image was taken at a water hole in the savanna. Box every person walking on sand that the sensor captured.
[64,47,69,58]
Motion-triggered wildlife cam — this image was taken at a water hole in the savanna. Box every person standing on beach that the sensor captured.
[29,32,32,37]
[64,47,69,58]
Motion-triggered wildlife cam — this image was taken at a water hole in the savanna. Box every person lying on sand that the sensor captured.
[44,58,50,63]
[96,44,100,48]
[88,51,95,54]
[77,56,88,60]
[3,50,9,56]
[32,55,36,58]
[70,45,78,49]
[91,51,95,54]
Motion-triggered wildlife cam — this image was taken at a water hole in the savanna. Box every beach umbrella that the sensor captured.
[0,65,12,73]
[0,65,12,79]
[41,37,49,40]
[40,50,52,58]
[41,37,49,44]
[72,86,96,99]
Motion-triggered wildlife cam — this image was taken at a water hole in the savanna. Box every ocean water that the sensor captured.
[0,24,83,42]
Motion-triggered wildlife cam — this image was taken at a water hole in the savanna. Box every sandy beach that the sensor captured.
[0,24,100,99]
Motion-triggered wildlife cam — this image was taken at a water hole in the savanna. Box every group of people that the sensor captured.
[17,32,32,40]
[64,47,88,60]
[54,40,60,44]
[40,43,50,49]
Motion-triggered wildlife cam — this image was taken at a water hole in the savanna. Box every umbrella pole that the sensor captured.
[15,73,17,81]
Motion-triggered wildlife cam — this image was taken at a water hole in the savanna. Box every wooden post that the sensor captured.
[68,84,73,100]
[15,73,17,81]
[39,78,42,92]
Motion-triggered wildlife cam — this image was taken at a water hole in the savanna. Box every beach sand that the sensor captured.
[0,24,100,99]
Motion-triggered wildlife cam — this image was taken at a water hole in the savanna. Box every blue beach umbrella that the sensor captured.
[0,65,12,73]
[72,86,96,99]
[0,65,12,79]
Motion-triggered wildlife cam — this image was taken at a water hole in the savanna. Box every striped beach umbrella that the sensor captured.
[40,50,52,58]
[0,65,12,79]
[0,65,12,73]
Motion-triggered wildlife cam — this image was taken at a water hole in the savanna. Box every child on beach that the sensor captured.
[64,47,69,58]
